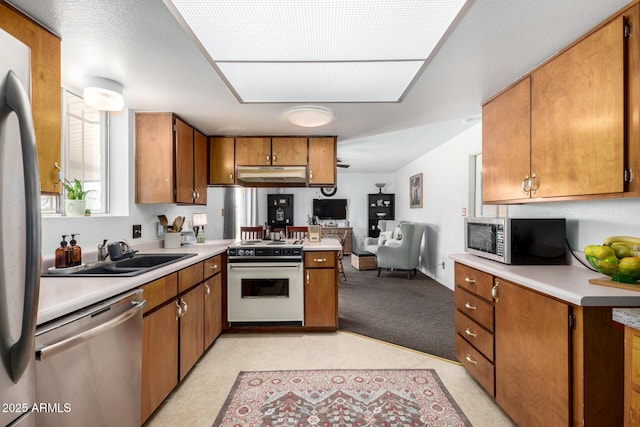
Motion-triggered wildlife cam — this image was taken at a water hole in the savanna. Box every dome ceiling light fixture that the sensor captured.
[283,105,334,128]
[83,76,124,111]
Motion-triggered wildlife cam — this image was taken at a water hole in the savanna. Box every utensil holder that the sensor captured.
[164,232,181,249]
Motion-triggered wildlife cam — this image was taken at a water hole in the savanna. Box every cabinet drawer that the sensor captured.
[204,254,222,279]
[455,263,494,301]
[140,273,178,313]
[305,251,336,268]
[454,287,494,332]
[455,310,494,361]
[178,262,204,293]
[456,334,495,397]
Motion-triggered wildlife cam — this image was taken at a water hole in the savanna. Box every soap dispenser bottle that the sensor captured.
[69,234,81,266]
[55,235,71,268]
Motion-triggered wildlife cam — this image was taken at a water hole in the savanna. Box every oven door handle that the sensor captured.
[229,264,301,270]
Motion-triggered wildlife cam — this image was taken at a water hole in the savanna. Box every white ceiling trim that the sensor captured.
[166,0,468,103]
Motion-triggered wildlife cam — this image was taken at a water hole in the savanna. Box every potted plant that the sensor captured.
[62,178,92,216]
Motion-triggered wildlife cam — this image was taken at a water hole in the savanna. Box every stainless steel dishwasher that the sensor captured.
[34,289,146,427]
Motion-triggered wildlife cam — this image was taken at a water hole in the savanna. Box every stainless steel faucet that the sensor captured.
[97,239,108,261]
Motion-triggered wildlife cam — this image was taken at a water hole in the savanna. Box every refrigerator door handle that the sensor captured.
[3,70,41,382]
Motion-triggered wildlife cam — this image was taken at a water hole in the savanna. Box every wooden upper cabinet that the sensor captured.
[175,118,195,204]
[135,113,175,204]
[271,137,307,165]
[0,3,61,194]
[193,129,207,204]
[531,14,625,199]
[308,137,336,186]
[209,136,235,185]
[482,78,531,203]
[235,137,271,165]
[135,113,206,204]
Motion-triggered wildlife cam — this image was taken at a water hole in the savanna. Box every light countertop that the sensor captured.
[613,308,640,329]
[38,238,342,325]
[449,253,640,307]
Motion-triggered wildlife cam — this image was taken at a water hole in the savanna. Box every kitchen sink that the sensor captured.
[44,253,198,277]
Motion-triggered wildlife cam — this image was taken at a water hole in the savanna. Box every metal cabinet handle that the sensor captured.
[464,276,476,283]
[266,154,270,163]
[522,175,531,194]
[492,281,500,302]
[272,153,277,163]
[229,172,233,181]
[181,298,188,314]
[530,173,538,195]
[464,302,477,310]
[210,265,218,270]
[313,258,327,263]
[176,300,182,320]
[306,271,310,285]
[465,328,477,338]
[205,283,211,296]
[309,170,313,180]
[465,354,478,365]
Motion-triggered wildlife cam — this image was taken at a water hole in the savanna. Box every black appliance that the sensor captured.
[313,198,347,220]
[267,194,294,231]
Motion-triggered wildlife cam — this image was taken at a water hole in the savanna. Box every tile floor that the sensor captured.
[145,331,515,426]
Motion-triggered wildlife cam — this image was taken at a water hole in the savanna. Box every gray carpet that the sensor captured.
[339,258,456,361]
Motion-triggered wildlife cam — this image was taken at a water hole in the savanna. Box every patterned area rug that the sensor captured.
[213,369,471,426]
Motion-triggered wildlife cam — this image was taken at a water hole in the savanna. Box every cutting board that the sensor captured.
[589,278,640,292]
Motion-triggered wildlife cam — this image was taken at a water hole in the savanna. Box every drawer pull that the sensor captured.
[464,276,476,283]
[205,283,210,296]
[465,354,478,365]
[313,258,327,263]
[464,302,477,310]
[465,328,477,338]
[176,300,182,320]
[492,282,500,302]
[210,264,218,269]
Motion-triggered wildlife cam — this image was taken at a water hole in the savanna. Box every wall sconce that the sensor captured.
[193,213,208,243]
[83,76,124,111]
[283,106,334,127]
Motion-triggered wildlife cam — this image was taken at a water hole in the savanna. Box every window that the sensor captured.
[42,89,109,214]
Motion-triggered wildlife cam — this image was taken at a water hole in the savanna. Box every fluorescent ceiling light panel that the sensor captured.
[167,0,467,103]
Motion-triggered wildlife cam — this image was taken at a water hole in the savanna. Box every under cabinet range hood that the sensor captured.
[236,166,307,185]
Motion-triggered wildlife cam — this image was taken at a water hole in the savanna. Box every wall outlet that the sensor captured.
[132,224,142,239]
[157,222,165,237]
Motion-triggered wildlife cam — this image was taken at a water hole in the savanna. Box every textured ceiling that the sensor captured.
[7,0,632,172]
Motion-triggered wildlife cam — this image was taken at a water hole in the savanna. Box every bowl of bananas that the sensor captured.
[584,235,640,284]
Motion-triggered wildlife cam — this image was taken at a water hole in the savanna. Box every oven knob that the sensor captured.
[247,249,254,256]
[238,249,245,256]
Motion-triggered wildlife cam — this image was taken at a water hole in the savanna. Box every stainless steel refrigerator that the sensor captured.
[0,27,42,426]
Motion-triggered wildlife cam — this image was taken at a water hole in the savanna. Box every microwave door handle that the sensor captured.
[3,70,41,382]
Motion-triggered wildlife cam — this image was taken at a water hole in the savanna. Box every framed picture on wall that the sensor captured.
[410,173,423,208]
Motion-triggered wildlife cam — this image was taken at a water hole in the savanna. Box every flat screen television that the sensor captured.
[313,198,347,220]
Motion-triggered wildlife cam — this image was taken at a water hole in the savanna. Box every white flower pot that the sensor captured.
[65,199,86,217]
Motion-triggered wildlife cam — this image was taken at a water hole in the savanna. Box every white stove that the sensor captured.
[226,240,304,326]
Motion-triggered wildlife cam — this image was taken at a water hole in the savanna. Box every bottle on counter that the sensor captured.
[55,235,72,269]
[69,234,82,266]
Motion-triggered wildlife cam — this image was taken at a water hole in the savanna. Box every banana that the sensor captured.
[610,240,640,251]
[603,235,640,246]
[610,242,640,258]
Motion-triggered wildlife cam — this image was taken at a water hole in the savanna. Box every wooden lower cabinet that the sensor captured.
[204,273,223,349]
[304,251,338,328]
[140,273,179,424]
[625,326,640,426]
[179,283,204,380]
[454,262,625,426]
[140,256,226,423]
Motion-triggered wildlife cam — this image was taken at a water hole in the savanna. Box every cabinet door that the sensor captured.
[175,118,195,204]
[141,300,179,423]
[531,16,624,198]
[308,137,336,186]
[179,284,204,380]
[235,137,271,165]
[271,137,307,165]
[482,78,531,203]
[193,129,208,205]
[304,268,337,327]
[209,136,235,185]
[0,4,61,193]
[135,113,175,203]
[204,274,223,349]
[494,278,570,426]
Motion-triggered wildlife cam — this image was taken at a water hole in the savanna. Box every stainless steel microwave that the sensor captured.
[464,217,568,265]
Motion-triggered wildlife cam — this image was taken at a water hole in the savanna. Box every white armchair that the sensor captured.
[376,223,426,279]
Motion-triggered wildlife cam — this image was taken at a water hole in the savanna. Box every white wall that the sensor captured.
[392,124,482,289]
